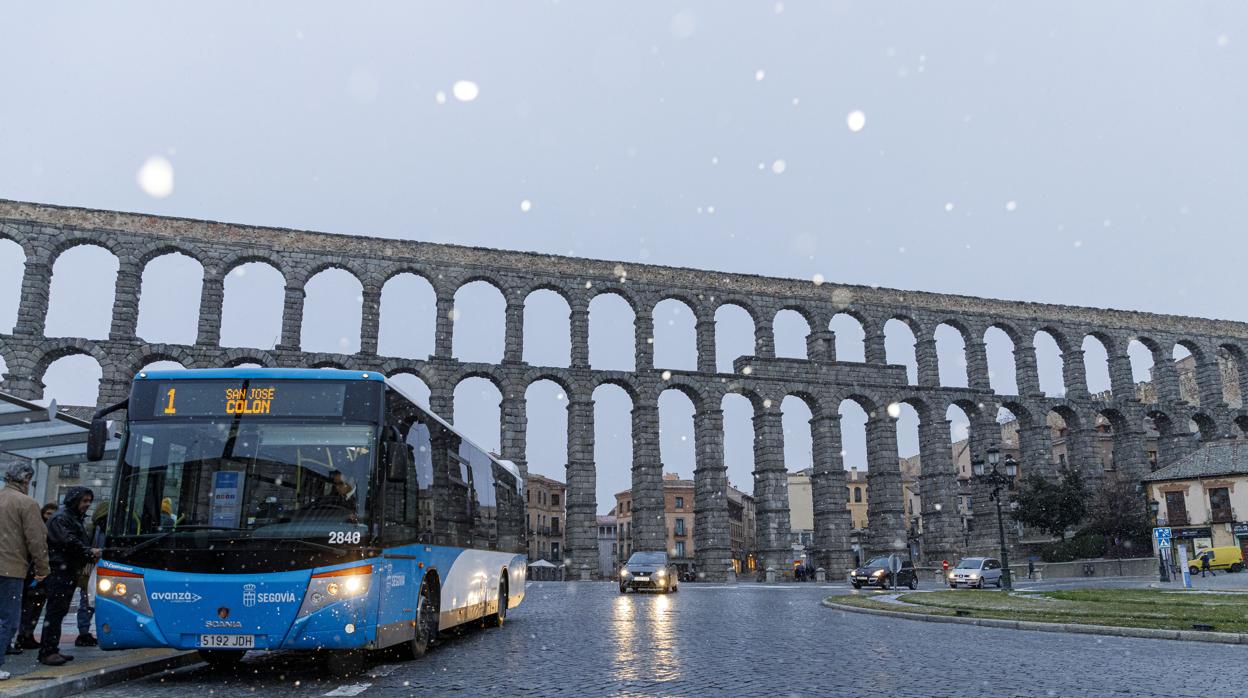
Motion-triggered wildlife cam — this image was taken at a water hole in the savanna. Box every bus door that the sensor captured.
[376,436,422,647]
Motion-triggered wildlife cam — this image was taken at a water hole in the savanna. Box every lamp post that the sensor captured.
[972,446,1017,590]
[1148,498,1170,583]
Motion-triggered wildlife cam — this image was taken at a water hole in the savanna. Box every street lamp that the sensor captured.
[972,446,1017,590]
[1147,496,1170,583]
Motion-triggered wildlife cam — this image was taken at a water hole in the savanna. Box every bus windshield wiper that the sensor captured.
[118,526,245,557]
[284,538,349,557]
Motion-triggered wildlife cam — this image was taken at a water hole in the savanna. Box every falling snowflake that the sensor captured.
[452,80,479,102]
[661,370,672,380]
[435,91,447,104]
[136,156,174,198]
[811,273,825,286]
[771,159,787,174]
[755,69,766,81]
[846,110,866,132]
[1005,200,1017,212]
[520,199,533,213]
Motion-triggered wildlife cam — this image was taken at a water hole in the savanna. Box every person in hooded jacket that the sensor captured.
[38,486,99,666]
[73,500,109,647]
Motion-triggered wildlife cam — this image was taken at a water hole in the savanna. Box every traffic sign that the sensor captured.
[1154,527,1172,548]
[887,554,903,574]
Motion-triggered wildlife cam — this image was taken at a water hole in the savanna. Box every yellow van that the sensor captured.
[1189,547,1245,574]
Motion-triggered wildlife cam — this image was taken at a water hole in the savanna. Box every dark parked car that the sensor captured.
[850,556,918,590]
[619,551,679,593]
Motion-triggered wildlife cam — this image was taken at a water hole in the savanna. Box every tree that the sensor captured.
[1010,467,1087,541]
[1081,474,1152,558]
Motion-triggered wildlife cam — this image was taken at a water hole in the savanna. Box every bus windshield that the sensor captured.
[109,420,376,544]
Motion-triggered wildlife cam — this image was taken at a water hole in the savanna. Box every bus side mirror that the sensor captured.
[87,417,108,462]
[386,442,412,483]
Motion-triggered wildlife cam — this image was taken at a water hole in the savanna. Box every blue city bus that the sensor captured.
[85,368,527,674]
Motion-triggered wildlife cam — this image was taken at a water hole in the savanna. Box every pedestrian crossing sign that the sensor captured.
[1154,527,1172,548]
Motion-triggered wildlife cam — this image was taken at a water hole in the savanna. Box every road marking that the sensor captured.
[324,683,372,696]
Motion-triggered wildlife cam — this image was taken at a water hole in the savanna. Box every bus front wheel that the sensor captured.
[410,582,439,659]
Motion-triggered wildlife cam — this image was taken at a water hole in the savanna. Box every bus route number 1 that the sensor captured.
[164,388,176,414]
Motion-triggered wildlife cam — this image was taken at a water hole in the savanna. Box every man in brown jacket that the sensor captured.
[0,461,50,680]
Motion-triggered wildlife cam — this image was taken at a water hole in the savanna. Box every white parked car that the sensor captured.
[947,557,1003,589]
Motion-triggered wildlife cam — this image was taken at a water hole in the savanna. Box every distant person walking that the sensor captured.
[0,463,50,680]
[12,503,56,653]
[39,486,98,666]
[1201,551,1215,578]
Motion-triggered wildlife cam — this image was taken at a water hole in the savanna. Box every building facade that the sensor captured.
[1144,440,1248,564]
[526,473,565,564]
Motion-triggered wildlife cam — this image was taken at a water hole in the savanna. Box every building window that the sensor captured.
[853,487,862,503]
[552,493,560,507]
[675,496,684,509]
[1209,487,1233,523]
[675,541,686,558]
[674,518,685,536]
[551,516,561,535]
[1164,491,1189,526]
[526,489,531,503]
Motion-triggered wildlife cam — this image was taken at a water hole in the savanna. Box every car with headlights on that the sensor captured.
[850,556,917,590]
[619,551,678,593]
[947,557,1003,588]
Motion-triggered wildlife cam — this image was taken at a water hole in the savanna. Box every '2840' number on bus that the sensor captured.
[328,531,362,544]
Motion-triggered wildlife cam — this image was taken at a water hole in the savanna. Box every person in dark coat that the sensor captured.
[1200,551,1215,578]
[38,487,98,666]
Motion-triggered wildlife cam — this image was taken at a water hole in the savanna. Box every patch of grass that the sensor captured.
[827,589,1248,633]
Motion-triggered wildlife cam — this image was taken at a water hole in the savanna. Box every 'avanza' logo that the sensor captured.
[151,591,203,603]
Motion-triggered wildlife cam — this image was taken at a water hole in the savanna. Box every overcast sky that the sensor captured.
[2,2,1245,513]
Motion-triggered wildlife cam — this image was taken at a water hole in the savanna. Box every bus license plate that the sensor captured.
[198,634,255,649]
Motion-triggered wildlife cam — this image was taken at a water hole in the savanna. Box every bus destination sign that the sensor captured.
[149,381,349,418]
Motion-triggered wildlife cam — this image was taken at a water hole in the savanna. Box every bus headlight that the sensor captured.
[96,568,153,617]
[298,565,373,618]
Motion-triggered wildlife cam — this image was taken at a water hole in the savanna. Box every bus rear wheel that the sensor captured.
[410,582,439,659]
[199,649,245,670]
[485,579,508,628]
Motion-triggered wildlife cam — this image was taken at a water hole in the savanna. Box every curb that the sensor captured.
[821,598,1248,645]
[0,650,202,698]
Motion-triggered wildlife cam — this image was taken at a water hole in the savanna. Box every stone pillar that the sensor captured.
[754,323,775,359]
[565,397,597,576]
[1156,431,1193,470]
[1015,346,1042,396]
[630,402,665,551]
[916,338,940,387]
[502,300,524,364]
[1067,426,1103,493]
[966,410,1017,556]
[499,395,528,477]
[195,269,225,346]
[810,413,854,574]
[806,330,834,363]
[965,341,991,392]
[693,408,731,581]
[864,331,887,365]
[1152,354,1181,404]
[435,292,456,360]
[359,284,382,356]
[1019,424,1056,482]
[864,414,907,558]
[570,301,590,369]
[0,371,42,402]
[428,383,454,422]
[752,408,792,575]
[108,261,142,340]
[634,311,654,371]
[13,259,52,337]
[277,283,306,351]
[918,418,962,564]
[1063,348,1089,399]
[1108,351,1136,401]
[1194,352,1225,408]
[1112,425,1151,482]
[695,317,717,373]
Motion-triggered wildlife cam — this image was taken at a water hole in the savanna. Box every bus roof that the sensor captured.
[134,367,385,382]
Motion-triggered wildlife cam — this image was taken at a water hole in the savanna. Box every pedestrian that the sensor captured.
[74,500,108,647]
[0,462,51,680]
[39,486,99,666]
[1027,560,1036,580]
[1200,551,1215,578]
[11,503,57,653]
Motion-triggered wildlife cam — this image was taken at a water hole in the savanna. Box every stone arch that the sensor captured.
[220,252,287,280]
[588,289,637,372]
[523,377,572,483]
[983,325,1019,395]
[1129,337,1158,402]
[387,371,431,409]
[1081,333,1113,396]
[523,288,572,368]
[301,267,364,354]
[780,393,816,473]
[830,312,869,362]
[1033,328,1068,397]
[652,297,698,371]
[1190,412,1220,442]
[220,260,285,349]
[1218,343,1246,409]
[378,271,437,360]
[124,346,198,377]
[452,280,507,364]
[884,318,919,385]
[772,308,812,360]
[0,237,27,333]
[295,259,369,288]
[521,369,576,399]
[714,302,757,373]
[653,377,707,412]
[453,374,504,452]
[934,321,970,388]
[591,380,635,512]
[136,252,204,345]
[45,243,120,340]
[657,384,700,480]
[221,349,278,367]
[48,234,122,262]
[133,241,205,269]
[34,341,109,406]
[591,375,641,404]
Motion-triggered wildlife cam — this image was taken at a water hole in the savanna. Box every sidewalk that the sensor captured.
[1152,569,1248,592]
[0,603,198,697]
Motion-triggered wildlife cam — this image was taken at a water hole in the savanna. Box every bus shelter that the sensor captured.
[0,390,121,505]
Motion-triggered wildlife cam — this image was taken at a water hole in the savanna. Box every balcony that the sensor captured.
[1210,508,1236,524]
